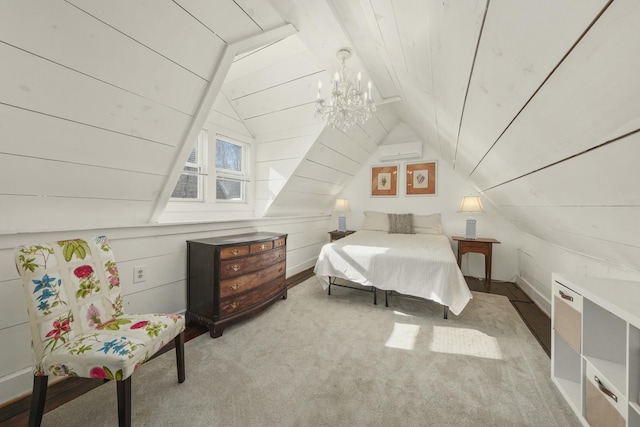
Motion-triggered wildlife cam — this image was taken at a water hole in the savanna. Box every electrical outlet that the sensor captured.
[133,265,146,283]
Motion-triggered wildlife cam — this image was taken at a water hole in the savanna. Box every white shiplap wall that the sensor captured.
[265,105,399,216]
[0,0,228,233]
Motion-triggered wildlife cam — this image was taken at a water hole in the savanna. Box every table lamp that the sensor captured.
[458,196,484,239]
[334,199,351,232]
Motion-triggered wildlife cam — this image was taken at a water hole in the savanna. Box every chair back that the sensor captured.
[15,236,123,373]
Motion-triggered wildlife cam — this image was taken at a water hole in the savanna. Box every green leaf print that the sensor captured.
[58,240,91,262]
[97,318,132,330]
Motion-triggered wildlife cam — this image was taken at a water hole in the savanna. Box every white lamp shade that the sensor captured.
[457,196,484,213]
[334,199,351,213]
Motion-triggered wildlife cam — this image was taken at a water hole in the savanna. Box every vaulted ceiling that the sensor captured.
[245,0,640,272]
[2,0,639,273]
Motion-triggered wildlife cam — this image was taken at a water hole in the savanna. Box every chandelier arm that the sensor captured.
[315,48,376,131]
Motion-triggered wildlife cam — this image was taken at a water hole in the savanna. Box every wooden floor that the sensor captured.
[0,274,550,426]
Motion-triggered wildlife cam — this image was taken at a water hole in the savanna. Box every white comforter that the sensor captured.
[314,230,472,316]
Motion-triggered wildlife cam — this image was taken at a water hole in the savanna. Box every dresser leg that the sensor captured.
[208,326,224,338]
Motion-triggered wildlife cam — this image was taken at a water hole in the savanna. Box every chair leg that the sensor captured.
[117,377,132,427]
[175,331,185,383]
[28,375,48,427]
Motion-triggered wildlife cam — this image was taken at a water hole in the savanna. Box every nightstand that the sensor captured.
[329,230,355,242]
[452,236,500,286]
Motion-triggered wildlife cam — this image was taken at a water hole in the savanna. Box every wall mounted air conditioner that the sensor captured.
[379,141,422,161]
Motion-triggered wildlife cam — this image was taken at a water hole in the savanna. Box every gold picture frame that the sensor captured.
[371,164,398,197]
[406,161,436,195]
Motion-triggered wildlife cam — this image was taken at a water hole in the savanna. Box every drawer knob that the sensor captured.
[230,283,240,291]
[260,244,266,250]
[230,264,240,272]
[232,249,239,255]
[230,302,239,310]
[594,375,617,402]
[559,290,573,302]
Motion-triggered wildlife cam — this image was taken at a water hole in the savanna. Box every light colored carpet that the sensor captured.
[42,277,578,426]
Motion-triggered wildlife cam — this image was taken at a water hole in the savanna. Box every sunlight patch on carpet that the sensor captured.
[430,326,503,359]
[385,322,420,350]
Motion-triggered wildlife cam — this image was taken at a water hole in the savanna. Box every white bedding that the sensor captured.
[313,230,472,316]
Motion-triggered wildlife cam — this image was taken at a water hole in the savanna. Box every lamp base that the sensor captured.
[338,216,346,232]
[465,218,477,240]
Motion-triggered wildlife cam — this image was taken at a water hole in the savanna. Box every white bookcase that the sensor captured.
[552,273,640,427]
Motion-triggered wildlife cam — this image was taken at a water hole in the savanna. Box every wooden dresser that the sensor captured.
[186,232,287,338]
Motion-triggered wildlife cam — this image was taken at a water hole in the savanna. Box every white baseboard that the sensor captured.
[0,368,32,406]
[516,275,551,317]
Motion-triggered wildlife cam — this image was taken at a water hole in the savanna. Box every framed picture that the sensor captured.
[371,164,398,197]
[405,161,436,195]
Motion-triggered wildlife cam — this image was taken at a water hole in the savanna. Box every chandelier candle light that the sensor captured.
[316,48,376,131]
[458,196,485,240]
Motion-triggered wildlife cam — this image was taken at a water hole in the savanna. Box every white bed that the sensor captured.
[314,229,472,317]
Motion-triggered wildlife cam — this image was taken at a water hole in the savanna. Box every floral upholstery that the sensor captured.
[15,236,185,382]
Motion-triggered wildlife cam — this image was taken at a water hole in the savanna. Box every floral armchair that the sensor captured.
[15,236,185,427]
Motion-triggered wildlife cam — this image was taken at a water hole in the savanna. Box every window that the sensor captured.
[171,130,207,201]
[215,137,248,202]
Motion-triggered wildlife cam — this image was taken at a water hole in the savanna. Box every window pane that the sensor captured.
[216,178,242,200]
[172,167,200,199]
[186,145,198,164]
[216,139,242,172]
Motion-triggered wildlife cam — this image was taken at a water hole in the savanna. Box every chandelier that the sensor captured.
[315,48,376,132]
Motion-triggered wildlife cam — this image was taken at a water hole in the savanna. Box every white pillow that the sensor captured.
[362,211,389,232]
[413,213,442,235]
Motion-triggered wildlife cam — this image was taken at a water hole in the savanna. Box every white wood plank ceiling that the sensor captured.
[2,0,640,273]
[264,0,640,271]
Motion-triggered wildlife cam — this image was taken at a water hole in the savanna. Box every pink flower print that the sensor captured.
[89,367,109,379]
[86,304,102,327]
[130,321,149,330]
[74,265,94,279]
[74,264,101,298]
[109,275,120,288]
[104,260,120,289]
[45,317,71,340]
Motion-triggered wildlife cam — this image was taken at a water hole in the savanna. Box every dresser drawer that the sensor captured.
[553,295,582,354]
[220,246,286,278]
[553,280,582,353]
[460,240,490,254]
[220,245,249,259]
[251,240,273,253]
[554,281,582,312]
[585,362,626,427]
[219,277,286,317]
[220,261,285,298]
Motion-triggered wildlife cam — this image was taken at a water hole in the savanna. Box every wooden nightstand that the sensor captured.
[329,230,355,242]
[452,236,500,286]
